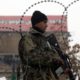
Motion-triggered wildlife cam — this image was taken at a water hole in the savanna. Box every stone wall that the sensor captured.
[0,32,21,55]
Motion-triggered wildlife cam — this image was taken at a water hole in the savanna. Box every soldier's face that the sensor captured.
[35,20,48,31]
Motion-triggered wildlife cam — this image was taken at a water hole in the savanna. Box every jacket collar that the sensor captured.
[29,27,49,38]
[29,27,43,35]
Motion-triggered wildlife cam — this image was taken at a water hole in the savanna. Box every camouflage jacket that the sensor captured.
[18,28,71,80]
[19,27,62,68]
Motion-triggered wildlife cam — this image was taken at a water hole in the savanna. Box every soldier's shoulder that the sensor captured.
[22,32,32,40]
[22,32,34,45]
[19,32,32,44]
[20,32,37,50]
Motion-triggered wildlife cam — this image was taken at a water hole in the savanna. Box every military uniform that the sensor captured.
[19,27,66,80]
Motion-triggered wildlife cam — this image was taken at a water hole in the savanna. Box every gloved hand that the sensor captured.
[52,58,64,65]
[64,68,70,74]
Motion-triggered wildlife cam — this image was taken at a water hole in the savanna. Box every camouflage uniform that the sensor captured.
[19,27,64,80]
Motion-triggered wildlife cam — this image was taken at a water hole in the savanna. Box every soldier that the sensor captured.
[18,11,74,80]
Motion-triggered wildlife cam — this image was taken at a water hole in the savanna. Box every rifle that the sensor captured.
[46,34,75,80]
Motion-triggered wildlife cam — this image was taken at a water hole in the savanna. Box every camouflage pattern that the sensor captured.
[18,27,67,80]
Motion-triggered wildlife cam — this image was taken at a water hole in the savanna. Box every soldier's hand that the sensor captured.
[64,68,70,74]
[53,58,64,65]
